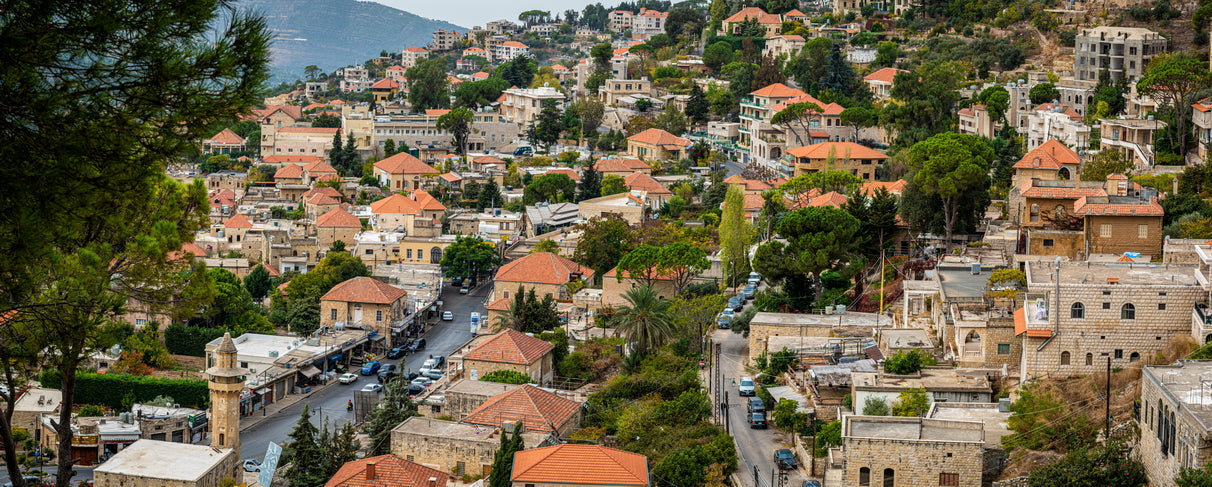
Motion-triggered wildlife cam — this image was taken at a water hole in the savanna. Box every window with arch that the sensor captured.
[883,468,895,487]
[1130,352,1140,362]
[1060,351,1071,365]
[859,467,870,486]
[1122,303,1136,320]
[1085,353,1093,366]
[1071,302,1085,319]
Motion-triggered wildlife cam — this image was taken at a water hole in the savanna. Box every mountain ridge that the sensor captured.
[234,0,464,80]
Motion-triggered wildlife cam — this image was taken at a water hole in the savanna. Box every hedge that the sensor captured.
[165,323,231,357]
[479,369,531,384]
[39,370,209,409]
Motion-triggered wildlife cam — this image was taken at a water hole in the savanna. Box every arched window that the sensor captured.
[1071,302,1085,319]
[859,467,870,486]
[1085,353,1093,366]
[1061,351,1071,365]
[1130,352,1140,362]
[883,468,895,487]
[1122,303,1136,320]
[1058,167,1071,180]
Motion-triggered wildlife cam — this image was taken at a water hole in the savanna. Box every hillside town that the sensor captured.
[3,0,1212,487]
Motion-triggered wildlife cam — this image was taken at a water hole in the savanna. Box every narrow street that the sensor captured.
[238,280,490,462]
[714,329,814,487]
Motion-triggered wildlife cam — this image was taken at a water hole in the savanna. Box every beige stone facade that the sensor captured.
[1138,361,1212,487]
[93,441,240,487]
[747,312,883,362]
[1019,262,1204,380]
[437,380,522,420]
[840,416,997,487]
[391,417,552,476]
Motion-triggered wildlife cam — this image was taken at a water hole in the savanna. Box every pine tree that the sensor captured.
[283,405,327,487]
[364,380,418,455]
[383,139,396,157]
[578,164,601,202]
[243,264,271,301]
[488,422,526,487]
[324,421,360,478]
[477,180,502,211]
[343,132,359,176]
[686,84,709,125]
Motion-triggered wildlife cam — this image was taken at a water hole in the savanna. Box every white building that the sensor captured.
[401,46,430,69]
[500,86,564,126]
[495,41,529,62]
[1023,103,1090,151]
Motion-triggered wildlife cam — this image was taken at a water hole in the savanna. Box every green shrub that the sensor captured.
[164,323,231,357]
[478,369,531,384]
[40,370,207,409]
[78,405,105,417]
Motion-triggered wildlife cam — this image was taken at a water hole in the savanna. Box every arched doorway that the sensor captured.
[771,147,782,160]
[430,246,443,264]
[963,331,981,355]
[1058,167,1071,180]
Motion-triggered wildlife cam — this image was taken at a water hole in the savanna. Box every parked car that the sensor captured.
[774,449,797,470]
[242,459,262,472]
[450,276,463,288]
[442,311,453,321]
[338,373,358,384]
[361,383,383,392]
[717,314,731,329]
[409,338,427,352]
[728,296,744,312]
[403,372,420,382]
[738,376,756,396]
[424,369,445,380]
[377,364,398,381]
[360,361,381,375]
[411,376,434,387]
[742,283,757,300]
[749,412,767,429]
[405,384,427,396]
[721,308,735,321]
[747,396,765,414]
[459,286,469,294]
[747,272,762,286]
[418,358,437,376]
[430,355,446,369]
[513,146,534,156]
[386,345,407,359]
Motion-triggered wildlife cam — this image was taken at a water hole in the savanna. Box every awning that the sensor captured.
[300,365,321,378]
[371,334,387,342]
[1013,307,1026,335]
[101,435,141,442]
[329,354,342,361]
[256,388,271,395]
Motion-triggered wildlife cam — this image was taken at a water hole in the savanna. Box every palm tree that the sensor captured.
[493,286,527,332]
[610,285,676,355]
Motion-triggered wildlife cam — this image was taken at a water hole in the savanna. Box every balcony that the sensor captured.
[1193,304,1212,343]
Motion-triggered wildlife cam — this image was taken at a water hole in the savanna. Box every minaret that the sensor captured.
[206,333,245,464]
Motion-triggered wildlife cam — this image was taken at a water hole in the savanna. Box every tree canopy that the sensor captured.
[903,133,992,252]
[754,206,860,310]
[440,235,501,279]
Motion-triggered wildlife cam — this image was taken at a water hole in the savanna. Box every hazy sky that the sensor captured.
[371,0,589,29]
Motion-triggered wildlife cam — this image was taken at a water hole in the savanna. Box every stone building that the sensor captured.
[784,142,889,180]
[1018,261,1204,379]
[1138,360,1212,487]
[838,416,999,487]
[511,444,650,487]
[435,380,522,421]
[948,306,1022,369]
[92,439,240,487]
[319,277,409,346]
[491,252,593,302]
[391,417,553,476]
[316,206,362,250]
[747,311,884,362]
[850,368,994,413]
[462,329,556,385]
[461,385,583,437]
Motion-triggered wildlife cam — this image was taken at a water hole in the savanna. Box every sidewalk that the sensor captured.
[240,379,338,432]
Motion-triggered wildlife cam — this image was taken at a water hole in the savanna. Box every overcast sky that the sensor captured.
[371,0,587,29]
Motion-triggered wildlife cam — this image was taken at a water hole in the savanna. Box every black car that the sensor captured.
[386,345,407,359]
[409,338,426,352]
[405,383,427,396]
[774,449,797,470]
[728,296,744,312]
[377,364,399,382]
[749,412,767,429]
[403,372,421,382]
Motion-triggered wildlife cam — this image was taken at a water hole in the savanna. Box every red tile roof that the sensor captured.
[224,214,253,228]
[307,192,343,206]
[275,164,304,179]
[1033,102,1082,120]
[403,46,429,53]
[411,190,447,211]
[784,8,807,16]
[864,67,907,84]
[464,329,554,364]
[594,158,649,172]
[371,78,400,90]
[255,105,304,121]
[321,277,407,304]
[1019,181,1106,199]
[749,83,808,99]
[370,193,423,215]
[770,94,844,115]
[439,173,461,182]
[208,128,245,145]
[473,155,506,165]
[262,155,325,164]
[471,71,490,79]
[860,180,908,195]
[1073,196,1164,216]
[1116,254,1135,262]
[626,128,690,148]
[638,9,667,17]
[317,207,362,228]
[303,161,338,174]
[375,153,439,175]
[809,191,848,208]
[1193,97,1212,112]
[624,172,671,194]
[324,454,452,487]
[487,297,512,311]
[278,127,341,135]
[385,65,406,72]
[787,142,889,160]
[544,168,582,182]
[501,41,527,48]
[1107,173,1128,180]
[511,445,648,486]
[424,109,451,116]
[743,193,765,211]
[1013,139,1080,169]
[462,385,581,433]
[302,186,342,201]
[495,252,593,285]
[724,6,781,24]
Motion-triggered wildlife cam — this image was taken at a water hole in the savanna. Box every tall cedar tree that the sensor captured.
[488,422,526,487]
[364,381,419,455]
[686,84,709,125]
[579,164,602,202]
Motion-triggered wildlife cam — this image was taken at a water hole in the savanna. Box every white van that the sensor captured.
[470,312,481,336]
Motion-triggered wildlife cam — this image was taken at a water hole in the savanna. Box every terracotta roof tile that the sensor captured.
[511,445,648,486]
[424,109,451,116]
[370,193,423,215]
[864,67,907,84]
[317,207,362,228]
[501,41,527,48]
[321,277,407,304]
[1019,181,1106,199]
[278,127,341,135]
[462,385,581,433]
[487,297,512,311]
[544,168,581,181]
[860,180,908,195]
[303,161,338,174]
[594,158,649,172]
[1073,196,1164,216]
[404,46,429,53]
[375,153,439,175]
[263,155,325,164]
[1193,97,1212,112]
[723,6,781,24]
[411,190,447,211]
[386,65,406,71]
[809,191,848,208]
[787,142,889,160]
[464,329,554,364]
[224,214,253,228]
[324,454,452,487]
[749,83,808,99]
[1106,173,1128,180]
[371,78,400,90]
[440,173,461,182]
[626,128,690,148]
[274,164,304,179]
[302,187,342,201]
[1013,139,1080,169]
[208,128,245,145]
[473,155,506,165]
[308,193,343,206]
[495,252,593,285]
[743,193,765,210]
[785,8,807,16]
[1116,254,1135,262]
[623,172,671,194]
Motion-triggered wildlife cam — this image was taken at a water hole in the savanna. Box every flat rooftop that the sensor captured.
[15,387,61,414]
[937,265,992,300]
[94,439,233,480]
[446,379,523,397]
[879,329,933,349]
[1026,261,1198,287]
[847,417,984,443]
[393,416,552,446]
[751,311,886,328]
[930,402,1012,446]
[853,368,992,393]
[1144,360,1212,431]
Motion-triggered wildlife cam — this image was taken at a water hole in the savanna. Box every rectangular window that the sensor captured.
[407,249,413,259]
[1101,224,1112,238]
[365,249,373,255]
[1043,239,1054,247]
[1115,349,1123,359]
[1139,224,1148,238]
[998,344,1011,354]
[1102,302,1111,310]
[1158,303,1167,310]
[939,473,960,486]
[331,309,337,320]
[376,310,383,322]
[135,318,147,328]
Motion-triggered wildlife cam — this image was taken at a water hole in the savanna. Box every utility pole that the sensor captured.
[1105,356,1112,440]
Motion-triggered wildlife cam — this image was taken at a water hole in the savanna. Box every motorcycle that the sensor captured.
[346,401,353,412]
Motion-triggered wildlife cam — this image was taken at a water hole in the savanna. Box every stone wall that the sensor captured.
[1138,368,1212,487]
[463,355,553,385]
[748,323,835,362]
[1025,229,1084,260]
[94,453,239,487]
[1021,282,1202,378]
[392,425,500,476]
[1085,215,1163,257]
[842,436,987,487]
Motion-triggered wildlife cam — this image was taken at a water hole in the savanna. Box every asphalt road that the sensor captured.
[237,280,490,463]
[715,328,813,487]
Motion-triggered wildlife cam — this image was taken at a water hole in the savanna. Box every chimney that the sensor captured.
[366,461,377,480]
[428,477,438,487]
